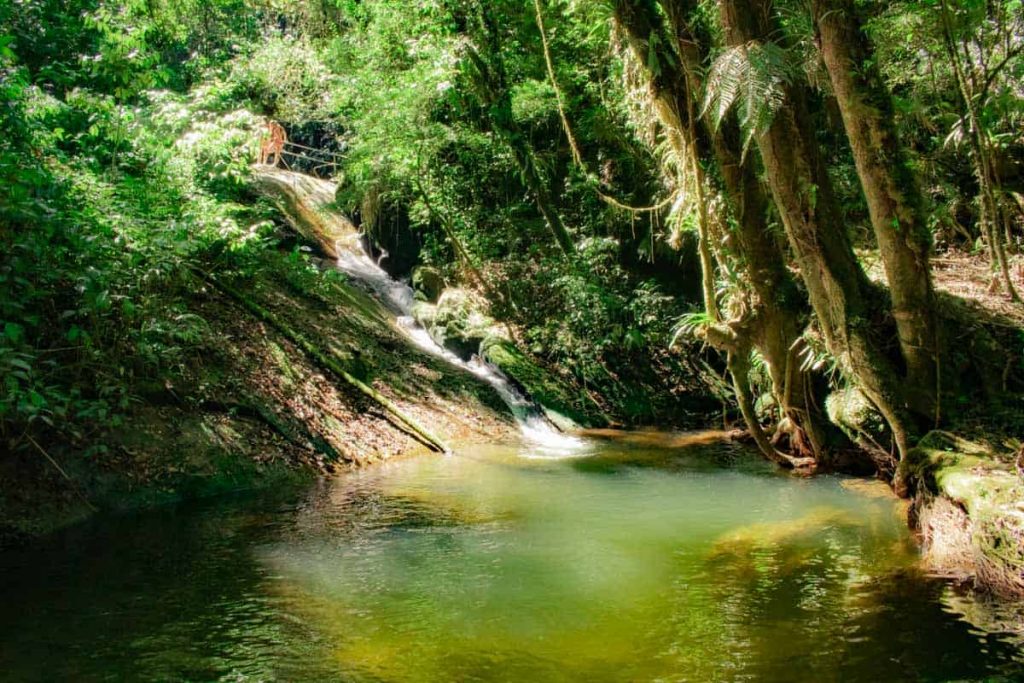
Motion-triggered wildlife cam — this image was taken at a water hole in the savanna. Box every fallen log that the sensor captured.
[194,268,451,454]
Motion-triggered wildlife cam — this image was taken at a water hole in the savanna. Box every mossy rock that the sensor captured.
[428,289,498,360]
[900,430,996,494]
[906,430,1024,597]
[481,336,605,429]
[826,386,889,444]
[412,266,445,303]
[411,300,437,329]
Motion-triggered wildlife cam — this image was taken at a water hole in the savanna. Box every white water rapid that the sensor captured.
[331,234,587,456]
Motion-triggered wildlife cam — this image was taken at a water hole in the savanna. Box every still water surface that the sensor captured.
[2,434,1022,681]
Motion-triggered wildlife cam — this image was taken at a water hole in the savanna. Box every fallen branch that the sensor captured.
[26,434,97,512]
[132,383,347,463]
[203,398,346,462]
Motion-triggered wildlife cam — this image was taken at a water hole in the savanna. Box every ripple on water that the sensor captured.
[0,438,1022,681]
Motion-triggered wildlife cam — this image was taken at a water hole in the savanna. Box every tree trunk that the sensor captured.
[815,0,939,417]
[616,0,835,463]
[937,0,1020,302]
[719,0,917,465]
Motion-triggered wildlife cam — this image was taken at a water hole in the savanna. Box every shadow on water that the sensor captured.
[1,435,1023,682]
[0,493,307,681]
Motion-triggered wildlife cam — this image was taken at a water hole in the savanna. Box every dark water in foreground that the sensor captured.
[2,434,1022,682]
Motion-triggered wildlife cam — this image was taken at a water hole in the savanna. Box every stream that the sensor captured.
[2,437,1023,681]
[3,178,1021,681]
[330,229,584,453]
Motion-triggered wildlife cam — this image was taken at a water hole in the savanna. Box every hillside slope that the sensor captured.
[0,172,518,543]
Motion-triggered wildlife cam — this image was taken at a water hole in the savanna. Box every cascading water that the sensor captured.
[332,234,586,456]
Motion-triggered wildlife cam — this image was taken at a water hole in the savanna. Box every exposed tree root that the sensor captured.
[133,382,347,463]
[201,398,347,463]
[25,435,97,512]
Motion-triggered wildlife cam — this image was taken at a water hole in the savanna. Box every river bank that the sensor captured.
[0,252,519,544]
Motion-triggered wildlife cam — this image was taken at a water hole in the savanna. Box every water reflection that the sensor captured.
[0,435,1022,681]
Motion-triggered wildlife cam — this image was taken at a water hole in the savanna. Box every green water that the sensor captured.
[2,435,1023,681]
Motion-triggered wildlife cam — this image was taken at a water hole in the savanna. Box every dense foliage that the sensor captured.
[2,0,1023,488]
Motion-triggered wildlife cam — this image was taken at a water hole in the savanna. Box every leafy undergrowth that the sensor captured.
[0,252,517,545]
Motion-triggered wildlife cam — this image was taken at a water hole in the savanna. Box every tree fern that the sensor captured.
[702,40,798,158]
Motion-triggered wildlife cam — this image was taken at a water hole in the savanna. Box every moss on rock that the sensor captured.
[906,430,1024,597]
[428,288,500,360]
[481,336,607,429]
[826,386,889,447]
[412,266,445,303]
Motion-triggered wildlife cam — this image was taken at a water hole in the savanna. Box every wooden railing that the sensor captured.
[273,140,345,178]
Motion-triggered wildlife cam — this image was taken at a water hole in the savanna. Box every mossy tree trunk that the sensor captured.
[719,0,918,468]
[814,0,940,418]
[614,0,829,465]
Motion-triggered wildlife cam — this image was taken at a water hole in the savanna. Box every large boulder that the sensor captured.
[426,288,608,429]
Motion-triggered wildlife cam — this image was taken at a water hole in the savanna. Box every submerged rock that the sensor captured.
[708,506,864,557]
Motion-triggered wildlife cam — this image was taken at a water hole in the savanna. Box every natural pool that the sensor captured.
[2,434,1022,681]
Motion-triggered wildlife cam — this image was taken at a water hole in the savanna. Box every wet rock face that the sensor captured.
[363,200,422,279]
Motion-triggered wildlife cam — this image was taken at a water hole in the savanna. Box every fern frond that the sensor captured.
[702,40,798,157]
[702,44,747,126]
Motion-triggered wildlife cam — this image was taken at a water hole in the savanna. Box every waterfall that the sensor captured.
[331,234,586,456]
[251,167,585,455]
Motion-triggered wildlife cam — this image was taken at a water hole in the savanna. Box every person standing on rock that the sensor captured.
[259,121,287,166]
